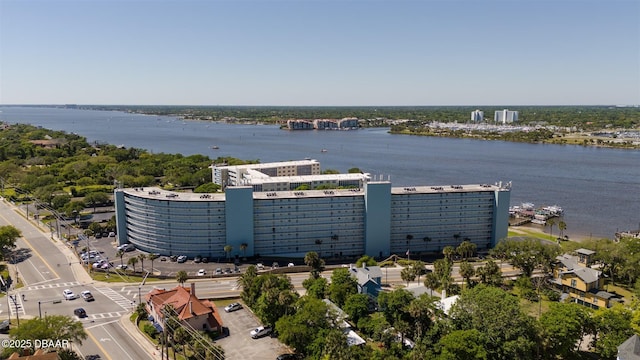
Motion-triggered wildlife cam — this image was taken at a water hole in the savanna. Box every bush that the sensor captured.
[143,323,158,339]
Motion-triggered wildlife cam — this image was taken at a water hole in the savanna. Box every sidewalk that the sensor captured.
[119,315,162,359]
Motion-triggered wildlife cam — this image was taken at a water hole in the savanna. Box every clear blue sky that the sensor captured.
[1,0,638,106]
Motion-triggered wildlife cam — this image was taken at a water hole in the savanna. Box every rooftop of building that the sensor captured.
[211,159,319,170]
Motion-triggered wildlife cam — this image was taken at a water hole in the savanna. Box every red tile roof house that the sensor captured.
[144,283,223,334]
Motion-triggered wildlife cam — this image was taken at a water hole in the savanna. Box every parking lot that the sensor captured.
[76,235,249,278]
[216,300,291,360]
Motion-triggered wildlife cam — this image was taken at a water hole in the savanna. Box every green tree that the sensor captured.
[127,256,138,272]
[148,253,159,273]
[538,302,590,359]
[491,238,560,277]
[343,293,370,326]
[449,285,537,360]
[401,266,417,287]
[176,270,188,286]
[0,225,21,261]
[412,260,427,283]
[137,253,146,272]
[302,276,327,299]
[457,240,477,260]
[546,218,556,238]
[172,326,191,357]
[7,315,87,351]
[355,255,377,268]
[443,246,455,262]
[475,259,503,287]
[304,251,325,279]
[558,220,567,239]
[223,244,233,261]
[437,329,488,360]
[328,268,358,307]
[592,304,635,359]
[84,191,108,212]
[275,297,332,354]
[407,294,439,341]
[378,288,414,326]
[240,242,248,258]
[237,265,259,306]
[459,261,476,288]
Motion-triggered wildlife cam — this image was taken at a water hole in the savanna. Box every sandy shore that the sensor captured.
[509,224,594,242]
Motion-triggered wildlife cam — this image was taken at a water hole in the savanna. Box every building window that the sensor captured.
[570,279,577,288]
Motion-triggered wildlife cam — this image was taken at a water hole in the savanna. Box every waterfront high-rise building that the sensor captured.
[115,165,511,260]
[471,110,484,122]
[494,109,519,124]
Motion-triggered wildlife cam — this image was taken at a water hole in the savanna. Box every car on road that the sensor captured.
[177,255,187,263]
[197,269,206,276]
[74,308,87,318]
[250,326,272,339]
[224,302,243,312]
[63,289,77,300]
[81,290,94,302]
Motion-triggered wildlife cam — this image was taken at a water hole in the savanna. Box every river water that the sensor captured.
[1,106,638,240]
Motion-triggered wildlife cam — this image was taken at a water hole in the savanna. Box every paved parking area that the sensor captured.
[77,236,246,278]
[216,302,290,360]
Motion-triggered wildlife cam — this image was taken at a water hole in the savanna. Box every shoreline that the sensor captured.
[509,224,595,243]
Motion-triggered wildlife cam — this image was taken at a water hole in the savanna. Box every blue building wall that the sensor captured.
[225,187,255,258]
[364,182,391,258]
[492,188,511,247]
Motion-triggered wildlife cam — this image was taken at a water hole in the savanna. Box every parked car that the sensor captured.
[250,326,272,339]
[169,255,178,262]
[272,262,279,269]
[224,267,231,274]
[201,257,209,263]
[177,255,187,263]
[288,262,295,267]
[108,232,116,237]
[224,302,243,312]
[74,308,87,318]
[197,269,206,276]
[194,256,202,263]
[115,264,128,270]
[63,289,77,300]
[0,319,10,334]
[276,354,299,360]
[81,290,94,302]
[215,268,222,275]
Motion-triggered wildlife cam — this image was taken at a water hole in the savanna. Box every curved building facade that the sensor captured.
[114,182,510,259]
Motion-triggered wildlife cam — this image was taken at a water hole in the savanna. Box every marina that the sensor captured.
[509,203,565,227]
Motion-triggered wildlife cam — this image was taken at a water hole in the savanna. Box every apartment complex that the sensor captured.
[114,180,510,260]
[494,109,519,124]
[471,110,484,122]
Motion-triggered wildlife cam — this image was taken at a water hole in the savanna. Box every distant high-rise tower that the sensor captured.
[494,109,518,124]
[471,110,484,122]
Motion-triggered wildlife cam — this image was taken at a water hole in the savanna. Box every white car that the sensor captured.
[250,326,272,339]
[197,269,206,276]
[81,290,95,302]
[63,289,77,300]
[224,302,243,312]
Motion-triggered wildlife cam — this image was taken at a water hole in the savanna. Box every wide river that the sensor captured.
[1,106,638,240]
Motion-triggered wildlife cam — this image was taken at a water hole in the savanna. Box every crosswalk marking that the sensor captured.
[25,281,80,291]
[7,295,25,317]
[85,311,126,320]
[95,287,135,310]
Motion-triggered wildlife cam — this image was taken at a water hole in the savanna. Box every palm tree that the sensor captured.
[148,253,159,274]
[240,243,248,258]
[443,246,455,262]
[558,220,567,239]
[304,251,325,278]
[128,256,138,272]
[401,267,416,287]
[137,253,146,271]
[176,270,188,286]
[547,218,557,238]
[412,260,426,283]
[459,261,475,289]
[172,326,190,357]
[223,245,232,261]
[116,249,125,266]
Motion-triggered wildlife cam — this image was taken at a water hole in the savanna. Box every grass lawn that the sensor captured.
[90,271,163,283]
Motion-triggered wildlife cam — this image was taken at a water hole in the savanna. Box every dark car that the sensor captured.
[0,319,9,334]
[276,354,299,360]
[194,256,202,263]
[74,308,87,318]
[201,257,209,263]
[169,255,178,262]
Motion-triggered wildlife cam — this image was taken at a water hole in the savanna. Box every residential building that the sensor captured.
[618,334,640,360]
[551,248,617,309]
[494,109,519,124]
[471,110,484,122]
[212,159,321,189]
[144,283,223,333]
[349,264,383,297]
[322,299,366,346]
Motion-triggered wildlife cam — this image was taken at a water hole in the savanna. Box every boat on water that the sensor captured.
[211,145,219,150]
[542,205,564,216]
[531,218,546,225]
[321,149,328,153]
